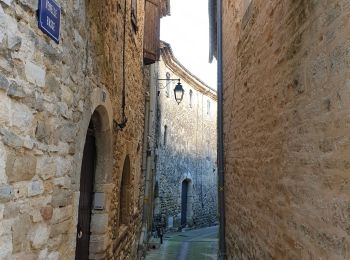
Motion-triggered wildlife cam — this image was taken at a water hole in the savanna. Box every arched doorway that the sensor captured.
[76,120,96,259]
[73,95,113,259]
[181,179,191,227]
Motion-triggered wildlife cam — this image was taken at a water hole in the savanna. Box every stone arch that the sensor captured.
[71,87,114,259]
[112,150,136,254]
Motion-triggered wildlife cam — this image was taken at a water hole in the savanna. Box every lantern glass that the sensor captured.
[174,82,184,104]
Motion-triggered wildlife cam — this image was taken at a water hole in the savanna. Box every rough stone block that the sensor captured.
[41,42,60,63]
[7,35,21,51]
[12,181,28,199]
[6,151,36,183]
[35,119,53,143]
[40,206,53,221]
[23,135,34,150]
[57,102,72,119]
[36,156,57,180]
[56,156,73,177]
[58,122,77,143]
[13,252,37,260]
[50,220,70,237]
[12,214,31,252]
[29,223,49,249]
[7,81,25,99]
[89,235,108,254]
[0,234,12,258]
[51,205,72,224]
[46,73,61,97]
[48,252,59,260]
[11,101,33,133]
[0,184,13,202]
[25,61,45,87]
[0,92,10,125]
[51,189,72,208]
[61,86,74,107]
[27,179,44,197]
[0,127,24,148]
[90,213,108,234]
[38,248,48,260]
[3,201,19,219]
[0,73,9,91]
[52,176,70,189]
[0,218,12,236]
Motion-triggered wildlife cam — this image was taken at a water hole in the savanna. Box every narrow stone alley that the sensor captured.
[1,0,350,259]
[145,226,218,260]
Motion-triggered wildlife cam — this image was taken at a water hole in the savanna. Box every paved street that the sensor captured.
[145,226,218,260]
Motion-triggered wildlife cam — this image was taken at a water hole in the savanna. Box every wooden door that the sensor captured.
[181,180,188,227]
[75,128,96,260]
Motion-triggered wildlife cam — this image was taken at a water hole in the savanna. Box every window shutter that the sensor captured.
[131,0,137,31]
[143,0,160,65]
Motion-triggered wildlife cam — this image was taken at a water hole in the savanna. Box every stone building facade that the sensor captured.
[0,0,167,259]
[211,0,350,259]
[153,42,218,230]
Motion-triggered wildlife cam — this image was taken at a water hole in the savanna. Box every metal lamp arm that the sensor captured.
[157,79,181,89]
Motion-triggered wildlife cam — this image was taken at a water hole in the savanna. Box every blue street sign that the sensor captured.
[38,0,61,43]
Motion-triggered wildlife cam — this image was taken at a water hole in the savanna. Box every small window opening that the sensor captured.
[207,100,211,115]
[207,141,210,160]
[189,90,193,108]
[164,125,168,146]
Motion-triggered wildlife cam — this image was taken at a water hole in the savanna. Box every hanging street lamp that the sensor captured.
[157,78,185,104]
[173,82,185,105]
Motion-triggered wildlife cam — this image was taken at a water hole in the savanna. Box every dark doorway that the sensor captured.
[181,180,189,227]
[75,121,96,260]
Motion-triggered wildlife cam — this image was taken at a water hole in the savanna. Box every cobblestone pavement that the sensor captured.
[145,226,218,260]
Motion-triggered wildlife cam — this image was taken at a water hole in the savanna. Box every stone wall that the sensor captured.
[0,0,147,259]
[154,48,218,230]
[223,0,350,258]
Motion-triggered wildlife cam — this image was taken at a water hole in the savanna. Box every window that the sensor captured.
[207,100,211,115]
[207,141,211,160]
[189,90,193,108]
[119,156,131,226]
[163,125,168,146]
[131,0,138,32]
[166,72,171,97]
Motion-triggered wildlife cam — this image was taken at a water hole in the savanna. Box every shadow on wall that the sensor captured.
[155,148,218,231]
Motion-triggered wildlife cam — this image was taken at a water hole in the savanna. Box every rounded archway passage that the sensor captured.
[72,88,114,260]
[181,179,193,228]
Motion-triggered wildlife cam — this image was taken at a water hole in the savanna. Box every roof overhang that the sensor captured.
[160,41,217,101]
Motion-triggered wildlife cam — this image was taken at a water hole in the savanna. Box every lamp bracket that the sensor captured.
[157,78,181,89]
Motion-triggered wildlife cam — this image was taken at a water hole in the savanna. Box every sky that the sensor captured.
[160,0,217,89]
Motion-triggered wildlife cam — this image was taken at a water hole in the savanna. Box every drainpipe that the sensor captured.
[139,64,158,257]
[217,0,226,259]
